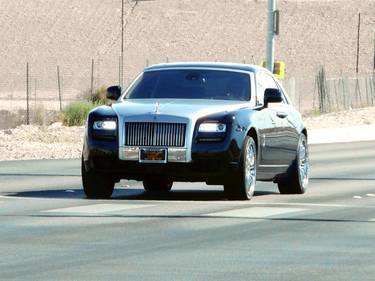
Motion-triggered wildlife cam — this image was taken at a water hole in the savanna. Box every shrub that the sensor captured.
[32,104,47,126]
[63,101,97,126]
[79,85,110,105]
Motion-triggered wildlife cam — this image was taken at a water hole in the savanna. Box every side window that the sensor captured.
[263,73,279,90]
[256,73,265,106]
[275,81,290,105]
[256,72,279,106]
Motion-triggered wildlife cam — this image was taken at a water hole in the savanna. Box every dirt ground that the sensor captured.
[0,106,374,161]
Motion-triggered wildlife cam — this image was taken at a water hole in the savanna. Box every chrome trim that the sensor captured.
[124,122,186,147]
[118,114,192,162]
[119,146,188,163]
[122,146,139,161]
[168,148,187,162]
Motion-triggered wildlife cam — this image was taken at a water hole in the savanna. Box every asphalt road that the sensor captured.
[0,142,375,281]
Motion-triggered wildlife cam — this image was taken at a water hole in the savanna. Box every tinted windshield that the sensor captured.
[125,69,251,101]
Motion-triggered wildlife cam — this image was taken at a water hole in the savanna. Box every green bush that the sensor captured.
[63,101,97,126]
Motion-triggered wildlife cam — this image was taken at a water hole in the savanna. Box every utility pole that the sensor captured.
[120,0,124,88]
[266,0,277,72]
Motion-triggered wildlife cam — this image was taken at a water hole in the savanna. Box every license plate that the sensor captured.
[139,148,167,163]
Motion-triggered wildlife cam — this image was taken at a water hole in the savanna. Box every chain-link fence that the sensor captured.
[1,59,373,129]
[315,66,375,113]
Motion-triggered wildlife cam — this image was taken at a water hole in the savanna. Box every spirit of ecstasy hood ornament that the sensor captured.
[154,101,160,114]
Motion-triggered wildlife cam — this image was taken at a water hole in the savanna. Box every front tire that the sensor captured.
[278,134,309,194]
[143,177,173,193]
[224,136,257,200]
[81,157,114,199]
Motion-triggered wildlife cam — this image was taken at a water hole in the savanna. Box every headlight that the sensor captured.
[198,123,226,133]
[93,120,117,130]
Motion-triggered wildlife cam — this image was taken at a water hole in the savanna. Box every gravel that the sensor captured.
[0,123,84,161]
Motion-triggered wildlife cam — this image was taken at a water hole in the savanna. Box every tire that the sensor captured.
[81,157,114,199]
[224,136,257,200]
[278,134,309,194]
[143,177,173,193]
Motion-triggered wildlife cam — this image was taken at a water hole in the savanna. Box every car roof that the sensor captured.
[144,62,269,74]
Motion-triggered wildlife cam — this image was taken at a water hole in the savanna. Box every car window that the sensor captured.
[275,80,291,105]
[125,69,251,101]
[262,72,279,90]
[257,72,287,105]
[256,72,278,106]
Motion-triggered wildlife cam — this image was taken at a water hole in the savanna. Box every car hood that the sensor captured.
[111,99,248,120]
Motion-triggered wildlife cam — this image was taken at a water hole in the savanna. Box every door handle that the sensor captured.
[276,112,288,119]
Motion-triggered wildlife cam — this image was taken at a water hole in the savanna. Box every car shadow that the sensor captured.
[6,188,278,201]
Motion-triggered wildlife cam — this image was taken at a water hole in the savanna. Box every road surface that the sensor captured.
[0,142,374,280]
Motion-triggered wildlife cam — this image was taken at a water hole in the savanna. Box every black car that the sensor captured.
[82,62,309,200]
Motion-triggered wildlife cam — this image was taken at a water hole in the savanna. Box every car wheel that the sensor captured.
[278,134,309,194]
[143,177,173,193]
[224,136,257,200]
[81,157,114,199]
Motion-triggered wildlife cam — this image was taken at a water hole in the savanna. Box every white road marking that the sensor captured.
[205,207,307,218]
[366,194,375,197]
[44,203,153,214]
[251,202,348,208]
[353,196,362,199]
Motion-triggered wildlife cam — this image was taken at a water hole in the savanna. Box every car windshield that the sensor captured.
[125,69,251,101]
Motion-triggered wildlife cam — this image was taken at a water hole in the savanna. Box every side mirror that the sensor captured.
[264,88,282,107]
[106,85,122,100]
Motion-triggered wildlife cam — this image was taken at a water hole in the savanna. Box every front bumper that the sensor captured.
[83,140,242,184]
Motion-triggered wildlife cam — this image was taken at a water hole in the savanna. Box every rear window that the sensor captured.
[125,69,251,101]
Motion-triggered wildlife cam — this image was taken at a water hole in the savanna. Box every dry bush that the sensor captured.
[78,85,110,105]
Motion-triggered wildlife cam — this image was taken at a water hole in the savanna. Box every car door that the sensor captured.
[274,80,300,165]
[255,72,282,166]
[259,72,293,166]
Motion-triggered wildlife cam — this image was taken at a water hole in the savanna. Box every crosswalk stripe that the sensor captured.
[44,203,153,214]
[205,207,307,218]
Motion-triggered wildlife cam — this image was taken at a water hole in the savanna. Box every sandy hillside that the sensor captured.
[0,0,374,107]
[0,106,374,161]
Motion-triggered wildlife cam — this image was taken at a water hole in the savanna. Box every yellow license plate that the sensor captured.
[139,148,167,163]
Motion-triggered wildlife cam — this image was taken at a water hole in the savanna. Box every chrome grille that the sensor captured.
[125,122,186,147]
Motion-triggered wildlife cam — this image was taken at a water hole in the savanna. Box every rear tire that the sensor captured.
[81,157,114,199]
[278,134,309,194]
[224,136,257,200]
[143,177,173,193]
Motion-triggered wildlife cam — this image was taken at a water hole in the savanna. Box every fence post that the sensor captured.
[91,59,94,97]
[316,66,328,113]
[34,78,37,109]
[57,66,62,111]
[118,56,121,85]
[356,13,361,74]
[26,62,30,125]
